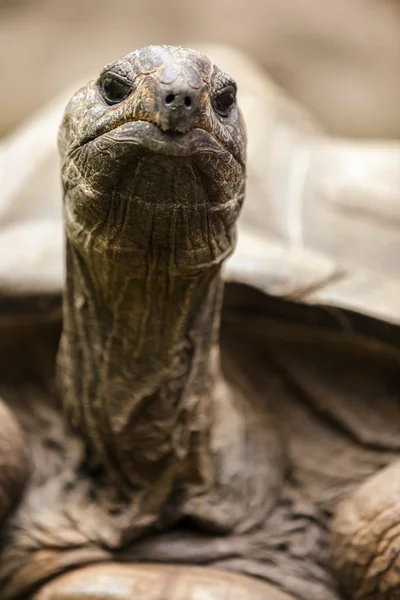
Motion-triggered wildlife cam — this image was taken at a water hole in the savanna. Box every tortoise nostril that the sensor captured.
[164,93,193,109]
[165,93,175,106]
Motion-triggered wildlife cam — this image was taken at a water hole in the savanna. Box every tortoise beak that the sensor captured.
[155,78,204,134]
[125,67,208,135]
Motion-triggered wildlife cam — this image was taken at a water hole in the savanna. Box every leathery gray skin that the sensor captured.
[57,45,283,536]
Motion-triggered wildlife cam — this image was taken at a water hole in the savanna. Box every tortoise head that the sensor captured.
[58,45,246,275]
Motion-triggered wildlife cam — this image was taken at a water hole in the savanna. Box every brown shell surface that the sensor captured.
[33,564,296,600]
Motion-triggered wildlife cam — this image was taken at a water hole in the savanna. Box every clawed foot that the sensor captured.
[332,459,400,599]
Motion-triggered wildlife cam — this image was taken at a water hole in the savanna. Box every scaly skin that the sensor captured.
[332,459,400,599]
[0,399,28,523]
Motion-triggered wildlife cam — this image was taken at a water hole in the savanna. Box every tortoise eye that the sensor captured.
[99,72,131,105]
[213,86,236,117]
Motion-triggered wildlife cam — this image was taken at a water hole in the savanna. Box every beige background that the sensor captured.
[1,0,400,138]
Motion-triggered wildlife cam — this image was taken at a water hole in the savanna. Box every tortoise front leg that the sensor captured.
[0,398,28,523]
[32,563,297,600]
[332,459,400,599]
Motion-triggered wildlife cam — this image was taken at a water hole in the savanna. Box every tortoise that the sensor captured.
[0,43,400,600]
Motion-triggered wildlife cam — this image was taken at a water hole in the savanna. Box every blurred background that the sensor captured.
[1,0,400,139]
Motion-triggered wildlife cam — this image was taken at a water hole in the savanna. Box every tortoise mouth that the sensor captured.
[83,120,242,164]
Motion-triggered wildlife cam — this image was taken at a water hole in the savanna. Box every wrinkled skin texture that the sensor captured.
[57,44,283,535]
[332,460,400,598]
[0,45,400,600]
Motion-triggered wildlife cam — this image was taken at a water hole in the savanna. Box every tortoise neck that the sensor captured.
[58,239,224,494]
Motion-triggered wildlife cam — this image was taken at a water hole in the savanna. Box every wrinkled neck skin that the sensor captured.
[57,151,262,533]
[60,237,225,493]
[57,131,283,538]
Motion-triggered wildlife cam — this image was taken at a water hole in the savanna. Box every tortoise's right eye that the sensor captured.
[212,85,236,118]
[99,72,131,105]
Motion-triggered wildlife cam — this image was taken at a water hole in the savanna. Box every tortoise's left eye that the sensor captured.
[212,86,236,118]
[99,72,132,105]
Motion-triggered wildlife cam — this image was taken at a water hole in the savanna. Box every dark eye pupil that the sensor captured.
[103,80,113,94]
[100,74,131,105]
[214,87,236,117]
